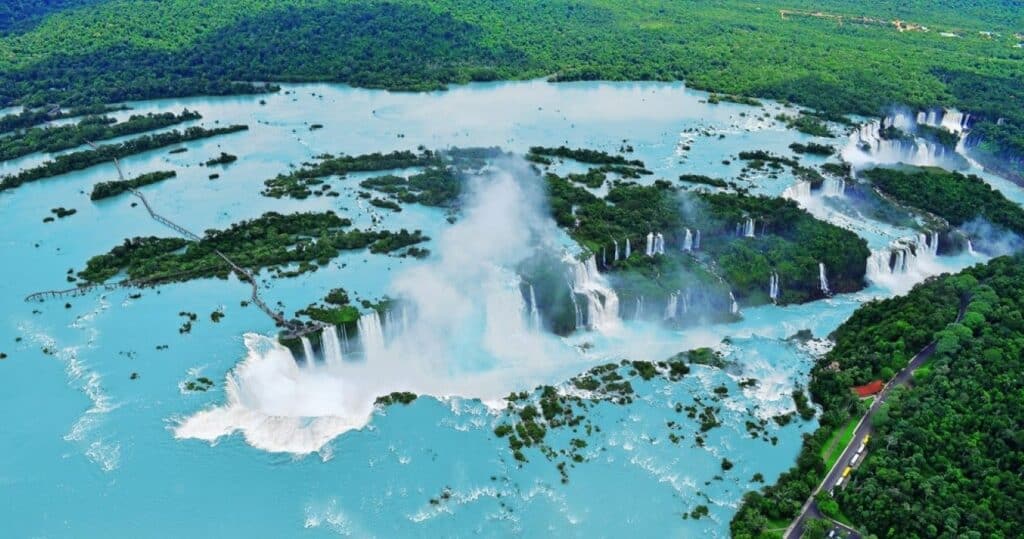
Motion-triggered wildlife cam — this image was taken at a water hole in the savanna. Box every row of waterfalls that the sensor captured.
[866,232,941,280]
[602,229,702,266]
[842,108,972,170]
[296,250,846,364]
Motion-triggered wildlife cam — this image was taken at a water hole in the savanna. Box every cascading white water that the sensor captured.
[602,247,607,267]
[843,111,969,170]
[568,255,621,332]
[613,239,619,261]
[384,310,395,339]
[744,218,755,238]
[634,296,645,319]
[769,272,780,303]
[357,311,386,361]
[967,238,976,255]
[918,108,970,134]
[567,280,583,329]
[664,291,679,320]
[693,230,701,250]
[682,228,693,252]
[818,262,831,295]
[645,232,654,257]
[528,284,541,330]
[625,238,631,258]
[916,232,939,258]
[655,233,665,255]
[729,292,739,315]
[783,181,812,201]
[321,325,345,368]
[681,289,690,314]
[821,178,845,197]
[300,337,315,362]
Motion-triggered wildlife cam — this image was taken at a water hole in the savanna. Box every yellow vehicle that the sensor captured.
[863,434,871,445]
[842,466,852,478]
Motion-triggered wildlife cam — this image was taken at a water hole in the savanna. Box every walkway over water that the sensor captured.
[25,147,322,340]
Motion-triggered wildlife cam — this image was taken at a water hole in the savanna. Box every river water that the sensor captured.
[0,80,1011,537]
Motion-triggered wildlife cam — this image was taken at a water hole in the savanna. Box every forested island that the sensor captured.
[0,125,247,192]
[77,211,428,285]
[863,167,1024,235]
[90,170,176,200]
[544,154,868,311]
[0,109,200,161]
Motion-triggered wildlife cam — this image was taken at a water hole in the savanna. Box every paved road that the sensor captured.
[785,301,965,538]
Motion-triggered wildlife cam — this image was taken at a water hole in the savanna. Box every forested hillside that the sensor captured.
[837,256,1024,537]
[732,254,1024,537]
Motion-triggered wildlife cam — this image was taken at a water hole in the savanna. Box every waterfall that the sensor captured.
[681,289,690,314]
[401,306,409,334]
[843,111,968,169]
[664,291,679,320]
[568,255,620,332]
[866,242,926,281]
[729,292,739,315]
[340,324,350,351]
[645,232,654,257]
[918,108,970,134]
[769,272,780,303]
[300,336,315,363]
[694,230,701,250]
[783,181,812,200]
[744,218,755,238]
[567,281,583,330]
[321,325,344,368]
[625,238,631,259]
[528,284,542,330]
[655,233,665,255]
[635,296,645,319]
[916,232,938,258]
[384,310,395,339]
[602,247,607,267]
[818,262,831,295]
[967,238,976,255]
[357,310,386,361]
[682,228,693,252]
[613,240,620,261]
[822,178,846,197]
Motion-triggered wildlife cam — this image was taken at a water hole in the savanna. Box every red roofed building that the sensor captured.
[853,380,884,398]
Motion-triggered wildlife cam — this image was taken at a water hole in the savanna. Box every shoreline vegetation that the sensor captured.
[0,109,201,161]
[0,125,248,193]
[0,0,1018,166]
[733,256,1019,536]
[0,103,130,133]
